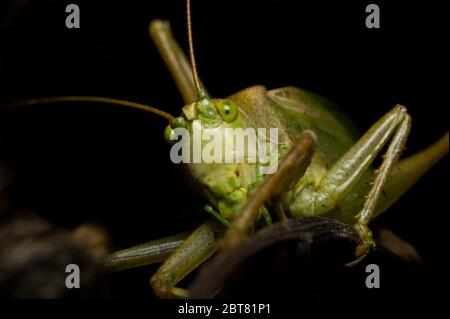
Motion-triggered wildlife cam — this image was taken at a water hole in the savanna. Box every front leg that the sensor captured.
[106,220,224,298]
[150,220,224,298]
[220,131,316,250]
[105,231,190,272]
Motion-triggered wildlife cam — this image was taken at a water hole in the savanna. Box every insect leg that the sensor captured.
[298,105,411,257]
[353,106,411,256]
[149,20,208,104]
[150,220,224,298]
[105,231,190,272]
[220,131,316,250]
[373,131,448,216]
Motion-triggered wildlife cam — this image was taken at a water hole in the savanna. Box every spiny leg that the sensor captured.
[220,131,316,250]
[150,220,224,298]
[373,131,448,216]
[353,106,411,256]
[293,105,411,258]
[149,20,208,104]
[352,131,448,262]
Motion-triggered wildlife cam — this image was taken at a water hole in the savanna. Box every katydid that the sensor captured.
[1,0,448,298]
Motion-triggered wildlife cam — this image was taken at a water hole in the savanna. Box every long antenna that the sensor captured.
[1,96,175,122]
[186,0,202,95]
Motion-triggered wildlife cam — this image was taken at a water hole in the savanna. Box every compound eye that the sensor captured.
[215,99,238,122]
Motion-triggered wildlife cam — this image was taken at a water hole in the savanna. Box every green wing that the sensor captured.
[267,86,359,165]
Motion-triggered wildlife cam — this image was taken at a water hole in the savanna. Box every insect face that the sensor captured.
[163,94,254,223]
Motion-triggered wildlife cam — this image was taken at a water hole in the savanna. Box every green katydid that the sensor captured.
[2,0,448,298]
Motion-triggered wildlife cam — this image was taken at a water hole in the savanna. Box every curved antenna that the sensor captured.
[187,0,202,96]
[1,96,175,122]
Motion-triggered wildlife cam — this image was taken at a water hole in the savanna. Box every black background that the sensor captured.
[0,0,448,307]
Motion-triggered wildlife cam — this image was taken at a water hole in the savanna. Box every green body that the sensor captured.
[2,11,447,299]
[105,18,449,298]
[174,85,372,225]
